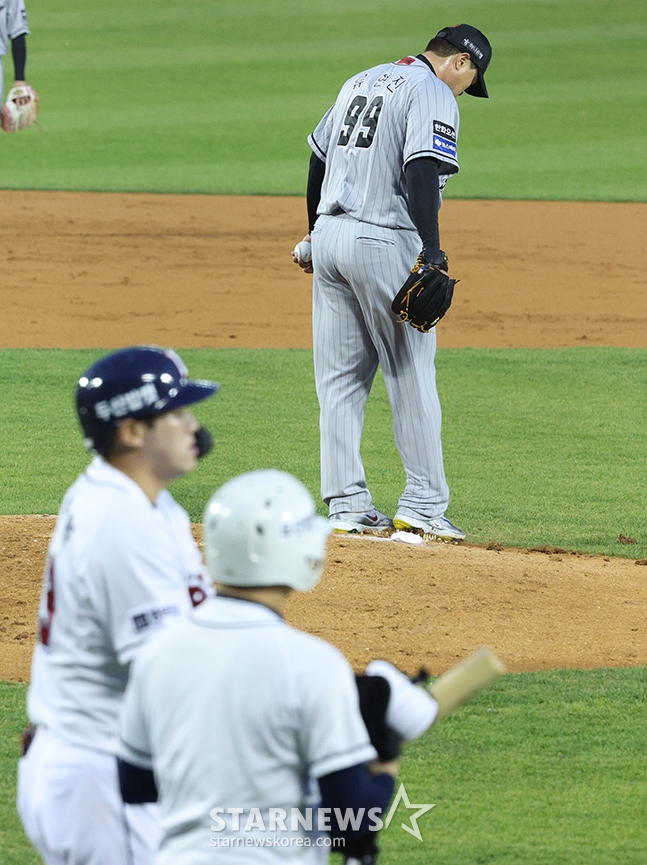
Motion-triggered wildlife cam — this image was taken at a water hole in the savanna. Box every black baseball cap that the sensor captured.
[435,24,492,98]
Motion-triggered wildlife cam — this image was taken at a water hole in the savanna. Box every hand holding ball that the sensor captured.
[291,238,313,274]
[293,241,312,264]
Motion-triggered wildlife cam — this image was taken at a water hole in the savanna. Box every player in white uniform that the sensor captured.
[17,346,218,865]
[117,470,401,864]
[0,0,30,102]
[293,25,492,542]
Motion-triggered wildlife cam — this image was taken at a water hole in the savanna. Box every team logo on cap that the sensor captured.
[461,38,484,61]
[94,383,161,421]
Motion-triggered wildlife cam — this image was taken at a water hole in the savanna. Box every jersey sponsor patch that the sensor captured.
[186,573,210,607]
[129,601,181,635]
[396,56,416,65]
[433,120,456,142]
[432,135,457,160]
[432,120,457,160]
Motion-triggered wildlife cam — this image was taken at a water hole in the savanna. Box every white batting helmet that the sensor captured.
[204,470,331,592]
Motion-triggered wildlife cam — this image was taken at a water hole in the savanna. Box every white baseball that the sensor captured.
[294,241,312,263]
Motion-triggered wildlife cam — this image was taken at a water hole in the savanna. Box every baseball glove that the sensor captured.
[391,251,456,332]
[2,85,39,133]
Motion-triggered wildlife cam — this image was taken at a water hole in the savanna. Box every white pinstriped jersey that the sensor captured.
[308,56,460,230]
[0,0,29,57]
[27,456,214,754]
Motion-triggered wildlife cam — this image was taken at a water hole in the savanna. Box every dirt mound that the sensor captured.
[2,516,645,682]
[2,192,646,682]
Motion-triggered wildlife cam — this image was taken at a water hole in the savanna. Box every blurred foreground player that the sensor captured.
[117,470,401,863]
[18,346,218,865]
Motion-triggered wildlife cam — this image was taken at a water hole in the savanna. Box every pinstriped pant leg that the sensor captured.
[347,224,450,518]
[312,215,379,514]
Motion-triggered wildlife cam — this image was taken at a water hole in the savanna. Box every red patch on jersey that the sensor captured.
[396,56,416,65]
[188,585,207,607]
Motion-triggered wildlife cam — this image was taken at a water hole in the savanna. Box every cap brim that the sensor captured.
[172,380,220,409]
[147,380,219,416]
[465,68,488,98]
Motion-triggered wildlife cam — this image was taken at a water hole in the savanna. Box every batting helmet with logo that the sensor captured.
[204,470,331,592]
[76,346,218,455]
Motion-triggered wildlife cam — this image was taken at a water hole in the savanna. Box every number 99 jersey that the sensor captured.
[308,56,460,230]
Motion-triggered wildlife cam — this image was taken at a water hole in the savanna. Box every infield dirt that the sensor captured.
[1,192,646,682]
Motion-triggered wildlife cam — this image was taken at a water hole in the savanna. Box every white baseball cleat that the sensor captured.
[392,513,466,542]
[329,508,392,534]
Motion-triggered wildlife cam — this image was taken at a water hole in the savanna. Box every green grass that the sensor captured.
[3,0,646,199]
[0,683,39,865]
[371,666,647,864]
[1,346,646,556]
[4,669,647,864]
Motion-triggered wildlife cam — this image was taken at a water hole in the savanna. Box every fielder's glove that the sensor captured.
[391,250,456,332]
[2,84,39,133]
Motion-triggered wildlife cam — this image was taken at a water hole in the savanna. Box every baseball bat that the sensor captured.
[427,646,506,723]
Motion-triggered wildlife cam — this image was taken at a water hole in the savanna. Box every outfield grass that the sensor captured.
[3,0,646,200]
[1,346,646,556]
[377,666,647,864]
[3,669,647,864]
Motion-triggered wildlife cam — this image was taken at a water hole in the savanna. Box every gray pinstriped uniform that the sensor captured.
[0,0,29,99]
[308,56,460,520]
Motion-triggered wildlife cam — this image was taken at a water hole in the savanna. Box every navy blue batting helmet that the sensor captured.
[76,346,219,455]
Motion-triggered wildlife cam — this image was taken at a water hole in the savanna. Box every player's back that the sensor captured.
[310,56,459,230]
[27,456,201,753]
[120,595,373,864]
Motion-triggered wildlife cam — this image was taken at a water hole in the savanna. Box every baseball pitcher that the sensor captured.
[293,25,492,543]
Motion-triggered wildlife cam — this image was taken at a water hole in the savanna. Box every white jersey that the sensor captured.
[308,55,460,230]
[0,0,29,57]
[118,596,377,865]
[27,455,213,754]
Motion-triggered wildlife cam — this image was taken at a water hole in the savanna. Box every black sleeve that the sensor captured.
[319,762,395,846]
[117,757,159,804]
[306,152,326,233]
[11,33,27,82]
[404,156,441,259]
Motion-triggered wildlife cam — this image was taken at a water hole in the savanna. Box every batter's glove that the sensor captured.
[2,84,39,133]
[355,674,403,761]
[343,831,380,865]
[356,664,439,758]
[391,250,456,332]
